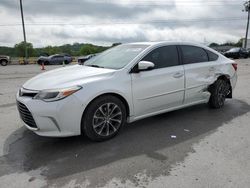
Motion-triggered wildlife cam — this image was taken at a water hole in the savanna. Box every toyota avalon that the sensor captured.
[16,42,237,141]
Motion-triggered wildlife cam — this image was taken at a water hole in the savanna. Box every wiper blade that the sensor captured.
[86,64,104,68]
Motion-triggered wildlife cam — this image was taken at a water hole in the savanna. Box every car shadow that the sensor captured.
[1,99,250,180]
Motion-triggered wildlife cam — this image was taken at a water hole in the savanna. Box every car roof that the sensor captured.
[128,41,208,47]
[126,41,221,55]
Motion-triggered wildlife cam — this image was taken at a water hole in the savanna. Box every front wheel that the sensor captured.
[208,79,230,109]
[82,95,127,141]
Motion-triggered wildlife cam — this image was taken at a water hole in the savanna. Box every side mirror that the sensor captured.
[138,61,155,71]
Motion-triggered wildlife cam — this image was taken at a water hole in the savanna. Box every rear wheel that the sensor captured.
[208,79,230,109]
[1,59,8,66]
[82,95,127,141]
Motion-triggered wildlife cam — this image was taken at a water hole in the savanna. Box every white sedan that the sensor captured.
[16,42,237,141]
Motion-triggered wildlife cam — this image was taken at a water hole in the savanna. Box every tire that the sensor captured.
[1,59,8,66]
[208,79,230,109]
[64,60,69,65]
[82,95,127,141]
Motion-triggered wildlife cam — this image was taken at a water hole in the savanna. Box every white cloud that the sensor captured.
[0,0,247,47]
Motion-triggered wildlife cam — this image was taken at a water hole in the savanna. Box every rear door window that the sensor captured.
[180,45,208,64]
[206,50,219,61]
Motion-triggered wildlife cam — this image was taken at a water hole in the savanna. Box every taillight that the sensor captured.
[232,63,237,71]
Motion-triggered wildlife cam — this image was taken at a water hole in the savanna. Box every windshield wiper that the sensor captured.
[86,64,105,68]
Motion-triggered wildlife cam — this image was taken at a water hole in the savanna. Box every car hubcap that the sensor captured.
[92,103,122,136]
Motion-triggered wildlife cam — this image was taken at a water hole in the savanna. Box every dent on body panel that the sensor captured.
[204,63,233,96]
[206,62,230,86]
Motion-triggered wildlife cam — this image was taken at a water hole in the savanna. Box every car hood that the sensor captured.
[23,65,116,90]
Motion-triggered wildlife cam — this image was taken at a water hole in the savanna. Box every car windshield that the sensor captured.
[228,48,240,52]
[84,44,149,69]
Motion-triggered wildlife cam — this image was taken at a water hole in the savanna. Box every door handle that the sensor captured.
[173,72,184,78]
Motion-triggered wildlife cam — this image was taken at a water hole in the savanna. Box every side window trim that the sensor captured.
[177,45,184,65]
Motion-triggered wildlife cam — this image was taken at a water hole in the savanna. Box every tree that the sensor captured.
[14,41,34,57]
[43,45,60,55]
[235,38,243,47]
[209,43,219,47]
[61,44,72,54]
[80,44,97,55]
[112,42,122,47]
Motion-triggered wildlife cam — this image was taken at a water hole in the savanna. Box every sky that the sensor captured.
[0,0,248,47]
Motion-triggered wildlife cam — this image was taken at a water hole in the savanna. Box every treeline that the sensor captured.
[209,38,243,48]
[0,38,244,57]
[0,42,122,57]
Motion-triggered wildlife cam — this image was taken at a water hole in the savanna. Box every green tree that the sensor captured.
[44,45,60,55]
[235,38,243,47]
[112,42,122,47]
[61,44,72,54]
[14,41,34,57]
[209,43,219,47]
[80,44,97,55]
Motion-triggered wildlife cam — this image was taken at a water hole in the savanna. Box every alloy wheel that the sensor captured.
[92,103,122,137]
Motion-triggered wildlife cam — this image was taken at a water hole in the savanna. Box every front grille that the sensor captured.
[17,101,37,129]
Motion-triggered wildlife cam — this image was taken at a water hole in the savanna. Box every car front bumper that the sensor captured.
[16,93,85,137]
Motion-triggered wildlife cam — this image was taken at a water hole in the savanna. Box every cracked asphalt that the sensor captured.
[0,60,250,188]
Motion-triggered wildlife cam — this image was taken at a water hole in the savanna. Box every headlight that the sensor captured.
[34,86,82,102]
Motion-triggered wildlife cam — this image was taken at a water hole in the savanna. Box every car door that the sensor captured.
[50,56,58,64]
[131,45,185,117]
[240,48,248,57]
[179,45,218,104]
[56,55,63,64]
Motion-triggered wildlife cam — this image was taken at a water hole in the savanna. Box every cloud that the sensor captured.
[1,0,172,19]
[0,0,247,47]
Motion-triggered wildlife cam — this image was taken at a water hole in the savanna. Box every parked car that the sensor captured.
[17,42,237,141]
[37,54,73,65]
[224,47,248,59]
[77,54,98,64]
[0,55,10,66]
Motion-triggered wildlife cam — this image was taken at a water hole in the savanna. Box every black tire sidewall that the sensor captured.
[82,95,127,141]
[209,79,229,108]
[1,60,8,66]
